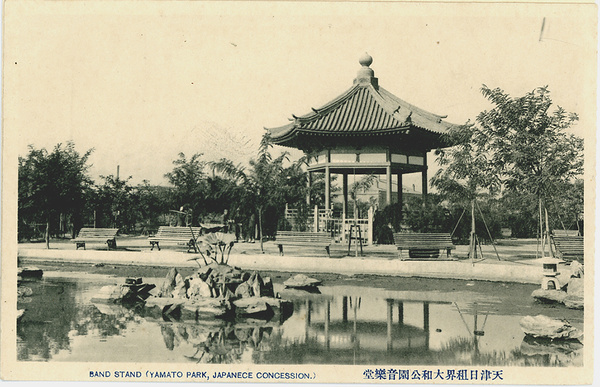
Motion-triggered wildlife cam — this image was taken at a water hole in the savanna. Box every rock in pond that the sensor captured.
[233,297,293,320]
[283,274,321,290]
[145,296,232,320]
[91,278,155,304]
[531,288,567,304]
[519,315,582,341]
[18,267,43,279]
[91,285,133,304]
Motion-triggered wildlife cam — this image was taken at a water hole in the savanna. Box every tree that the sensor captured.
[18,142,93,247]
[165,152,209,221]
[93,175,139,232]
[135,181,172,232]
[349,174,377,219]
[432,121,501,259]
[477,86,582,254]
[211,134,299,252]
[434,85,583,257]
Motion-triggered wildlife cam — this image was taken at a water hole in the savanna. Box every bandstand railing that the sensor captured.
[284,204,373,245]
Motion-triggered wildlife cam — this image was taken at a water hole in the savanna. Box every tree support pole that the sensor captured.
[470,199,476,264]
[539,197,545,257]
[475,201,501,261]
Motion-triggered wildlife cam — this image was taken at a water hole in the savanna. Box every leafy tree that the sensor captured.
[135,181,172,232]
[93,175,138,232]
[477,86,582,250]
[165,152,208,221]
[434,85,582,256]
[211,134,304,251]
[478,85,582,198]
[349,174,377,219]
[432,121,500,258]
[18,142,93,247]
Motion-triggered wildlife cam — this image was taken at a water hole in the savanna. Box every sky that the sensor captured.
[3,1,596,188]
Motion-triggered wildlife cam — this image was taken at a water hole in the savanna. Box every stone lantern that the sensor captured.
[540,257,563,290]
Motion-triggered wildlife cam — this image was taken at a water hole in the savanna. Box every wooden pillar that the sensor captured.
[398,301,404,325]
[423,302,430,350]
[342,296,348,323]
[386,165,392,205]
[421,153,428,202]
[325,300,331,350]
[305,300,311,341]
[342,173,348,218]
[307,171,312,206]
[325,166,331,212]
[397,173,403,210]
[367,207,374,246]
[387,299,393,351]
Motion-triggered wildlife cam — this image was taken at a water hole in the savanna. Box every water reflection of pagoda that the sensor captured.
[304,296,445,354]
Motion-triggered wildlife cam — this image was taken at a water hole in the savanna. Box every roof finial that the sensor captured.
[359,52,373,67]
[354,52,377,88]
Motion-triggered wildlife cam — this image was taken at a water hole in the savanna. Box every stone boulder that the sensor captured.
[261,277,275,298]
[235,281,254,298]
[283,274,321,289]
[520,336,583,365]
[569,260,584,278]
[92,285,132,303]
[172,272,188,299]
[563,296,584,310]
[564,277,584,309]
[187,278,213,300]
[157,268,179,297]
[531,289,567,304]
[567,277,584,296]
[519,315,583,341]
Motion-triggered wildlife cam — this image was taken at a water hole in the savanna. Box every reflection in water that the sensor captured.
[16,274,583,366]
[159,322,273,364]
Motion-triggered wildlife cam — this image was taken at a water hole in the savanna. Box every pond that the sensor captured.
[16,271,583,366]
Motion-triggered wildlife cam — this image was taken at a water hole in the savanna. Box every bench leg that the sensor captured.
[107,239,117,250]
[325,246,330,258]
[447,248,451,258]
[150,241,161,251]
[76,242,85,250]
[278,244,284,256]
[188,239,199,253]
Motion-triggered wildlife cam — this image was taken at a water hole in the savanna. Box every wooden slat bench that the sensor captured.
[72,228,119,250]
[149,226,202,252]
[276,231,332,257]
[393,232,456,260]
[552,235,584,263]
[552,229,580,237]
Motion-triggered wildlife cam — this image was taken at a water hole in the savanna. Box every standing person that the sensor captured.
[221,209,229,233]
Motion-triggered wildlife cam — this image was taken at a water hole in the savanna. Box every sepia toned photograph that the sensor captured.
[1,0,596,384]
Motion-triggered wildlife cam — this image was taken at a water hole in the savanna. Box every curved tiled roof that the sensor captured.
[267,57,457,148]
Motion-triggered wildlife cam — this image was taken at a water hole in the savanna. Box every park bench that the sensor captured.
[552,235,584,263]
[393,232,456,260]
[552,229,580,237]
[72,228,119,250]
[275,231,332,257]
[149,226,202,252]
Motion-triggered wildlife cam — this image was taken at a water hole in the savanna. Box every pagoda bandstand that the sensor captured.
[267,54,457,244]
